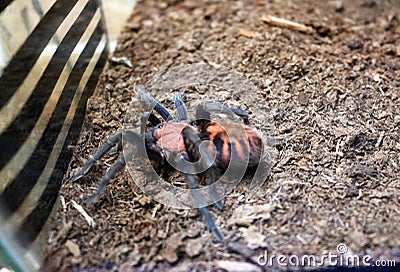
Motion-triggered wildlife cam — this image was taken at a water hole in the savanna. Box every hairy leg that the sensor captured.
[73,128,147,203]
[196,100,250,125]
[140,112,161,135]
[72,130,123,182]
[84,153,126,203]
[182,127,224,209]
[173,93,188,122]
[135,86,173,122]
[176,157,225,242]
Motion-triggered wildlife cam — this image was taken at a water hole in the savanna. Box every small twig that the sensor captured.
[335,137,343,158]
[239,28,258,38]
[60,195,67,213]
[261,15,315,34]
[375,131,385,149]
[296,234,307,244]
[71,200,96,228]
[271,185,282,203]
[110,56,133,68]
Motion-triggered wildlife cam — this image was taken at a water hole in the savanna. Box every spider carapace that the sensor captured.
[73,86,263,242]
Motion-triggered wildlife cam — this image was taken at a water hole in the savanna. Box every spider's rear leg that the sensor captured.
[229,108,249,125]
[182,127,224,210]
[196,100,250,125]
[72,130,123,182]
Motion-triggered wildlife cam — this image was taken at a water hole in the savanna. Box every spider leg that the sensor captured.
[176,157,225,243]
[84,153,126,203]
[182,127,224,210]
[140,112,161,135]
[206,166,224,210]
[195,101,211,124]
[229,108,249,125]
[135,85,173,122]
[84,130,145,203]
[72,130,123,182]
[173,93,188,121]
[196,100,249,125]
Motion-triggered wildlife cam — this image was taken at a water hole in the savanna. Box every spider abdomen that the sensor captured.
[202,122,262,170]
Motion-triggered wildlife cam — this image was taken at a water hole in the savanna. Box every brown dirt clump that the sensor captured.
[44,0,400,271]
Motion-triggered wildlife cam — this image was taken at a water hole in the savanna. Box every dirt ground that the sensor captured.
[44,0,400,271]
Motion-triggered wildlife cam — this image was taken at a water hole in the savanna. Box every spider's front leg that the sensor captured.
[74,86,172,203]
[72,112,153,203]
[135,86,173,122]
[179,126,225,242]
[84,151,126,203]
[72,130,123,182]
[140,112,161,135]
[173,93,224,209]
[175,154,225,243]
[72,130,145,204]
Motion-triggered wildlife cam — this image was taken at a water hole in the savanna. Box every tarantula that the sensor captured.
[73,86,263,242]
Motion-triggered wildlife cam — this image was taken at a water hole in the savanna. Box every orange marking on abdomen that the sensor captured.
[234,139,251,160]
[205,123,226,142]
[234,140,244,158]
[221,136,230,162]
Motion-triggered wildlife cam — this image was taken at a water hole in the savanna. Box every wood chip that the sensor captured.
[260,15,315,33]
[348,163,377,177]
[239,226,268,249]
[297,92,309,106]
[65,240,81,257]
[239,28,258,38]
[257,1,266,7]
[161,233,184,263]
[110,56,133,68]
[227,242,254,259]
[184,237,205,257]
[227,204,274,225]
[375,131,385,148]
[216,260,261,272]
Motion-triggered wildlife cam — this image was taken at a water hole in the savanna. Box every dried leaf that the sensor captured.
[350,231,369,248]
[297,92,309,106]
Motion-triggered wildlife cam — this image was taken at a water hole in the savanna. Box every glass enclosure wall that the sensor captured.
[0,0,136,270]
